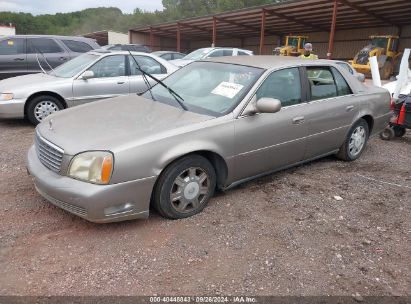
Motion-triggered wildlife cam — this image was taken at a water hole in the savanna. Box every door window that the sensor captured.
[0,38,25,55]
[307,67,337,100]
[337,62,354,75]
[161,53,173,60]
[27,38,63,53]
[307,66,352,100]
[390,39,399,52]
[62,40,93,53]
[88,55,126,78]
[256,67,301,107]
[332,67,352,96]
[173,53,185,60]
[238,51,250,56]
[207,49,233,57]
[129,55,165,75]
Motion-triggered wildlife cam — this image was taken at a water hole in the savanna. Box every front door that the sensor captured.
[72,55,129,105]
[0,37,27,79]
[233,67,309,180]
[303,66,360,159]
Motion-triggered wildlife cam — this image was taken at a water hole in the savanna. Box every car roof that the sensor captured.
[88,50,159,56]
[203,56,340,69]
[4,35,93,41]
[153,51,182,54]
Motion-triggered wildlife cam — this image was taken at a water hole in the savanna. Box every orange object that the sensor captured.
[397,103,406,125]
[101,155,113,184]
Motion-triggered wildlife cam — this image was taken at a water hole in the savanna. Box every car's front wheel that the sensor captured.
[27,95,64,125]
[153,155,216,219]
[336,119,369,161]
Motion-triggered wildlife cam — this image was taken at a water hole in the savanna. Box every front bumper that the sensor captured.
[27,145,157,223]
[0,98,26,119]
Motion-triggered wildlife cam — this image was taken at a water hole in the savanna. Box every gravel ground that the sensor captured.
[0,118,410,297]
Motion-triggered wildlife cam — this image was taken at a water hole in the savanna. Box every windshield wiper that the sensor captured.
[128,52,187,111]
[30,41,56,75]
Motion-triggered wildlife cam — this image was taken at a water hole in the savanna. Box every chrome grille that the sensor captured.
[35,131,64,173]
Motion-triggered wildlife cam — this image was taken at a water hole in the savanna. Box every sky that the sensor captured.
[0,0,165,15]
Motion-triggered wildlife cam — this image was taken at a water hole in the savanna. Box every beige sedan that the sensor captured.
[27,56,391,222]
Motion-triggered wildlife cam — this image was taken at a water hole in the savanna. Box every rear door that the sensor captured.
[0,37,27,79]
[26,37,70,72]
[302,65,360,159]
[72,54,129,105]
[233,67,309,180]
[128,55,168,94]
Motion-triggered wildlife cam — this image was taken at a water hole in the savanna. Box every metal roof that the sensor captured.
[129,0,411,39]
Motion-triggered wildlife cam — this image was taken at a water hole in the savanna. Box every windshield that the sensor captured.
[371,37,388,49]
[142,61,264,116]
[51,53,98,77]
[183,48,212,60]
[288,38,298,47]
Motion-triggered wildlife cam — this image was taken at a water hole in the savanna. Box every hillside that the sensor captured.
[0,0,287,35]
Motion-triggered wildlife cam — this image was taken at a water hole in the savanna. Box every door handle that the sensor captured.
[346,105,355,112]
[13,58,24,61]
[292,116,305,124]
[59,57,67,61]
[117,81,125,84]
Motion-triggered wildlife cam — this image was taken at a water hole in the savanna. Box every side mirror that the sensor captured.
[242,97,282,116]
[80,70,94,80]
[356,73,365,82]
[255,98,282,113]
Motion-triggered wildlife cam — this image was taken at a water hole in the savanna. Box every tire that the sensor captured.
[380,127,395,140]
[153,155,216,219]
[393,126,406,137]
[336,119,369,161]
[26,95,64,125]
[380,61,393,80]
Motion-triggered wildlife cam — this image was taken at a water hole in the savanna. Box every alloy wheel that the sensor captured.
[169,167,210,213]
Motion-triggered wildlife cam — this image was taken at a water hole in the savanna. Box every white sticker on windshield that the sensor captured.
[211,82,244,99]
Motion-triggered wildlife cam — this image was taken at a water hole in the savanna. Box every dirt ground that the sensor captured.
[0,118,410,297]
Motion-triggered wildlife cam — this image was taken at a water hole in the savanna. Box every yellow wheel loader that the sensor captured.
[350,35,401,80]
[273,35,308,56]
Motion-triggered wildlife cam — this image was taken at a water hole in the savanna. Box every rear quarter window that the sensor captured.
[62,40,93,53]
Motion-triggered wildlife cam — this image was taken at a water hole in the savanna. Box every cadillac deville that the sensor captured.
[27,56,391,222]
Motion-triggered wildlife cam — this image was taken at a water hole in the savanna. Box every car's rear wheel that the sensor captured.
[27,95,64,125]
[153,155,216,219]
[336,119,369,161]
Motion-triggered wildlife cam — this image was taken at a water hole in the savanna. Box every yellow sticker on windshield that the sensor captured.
[7,40,14,46]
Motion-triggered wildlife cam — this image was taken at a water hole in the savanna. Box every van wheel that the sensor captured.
[27,95,64,125]
[153,155,216,219]
[336,119,369,161]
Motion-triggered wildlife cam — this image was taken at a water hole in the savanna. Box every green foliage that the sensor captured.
[0,0,290,35]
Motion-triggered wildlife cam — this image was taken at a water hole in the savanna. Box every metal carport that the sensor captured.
[129,0,411,60]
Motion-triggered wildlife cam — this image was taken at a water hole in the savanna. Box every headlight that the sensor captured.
[68,151,113,185]
[0,93,14,101]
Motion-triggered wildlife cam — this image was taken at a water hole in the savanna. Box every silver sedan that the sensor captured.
[27,56,391,223]
[0,50,178,124]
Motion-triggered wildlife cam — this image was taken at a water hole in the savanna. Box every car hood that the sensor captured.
[37,95,213,155]
[169,59,193,67]
[0,73,66,95]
